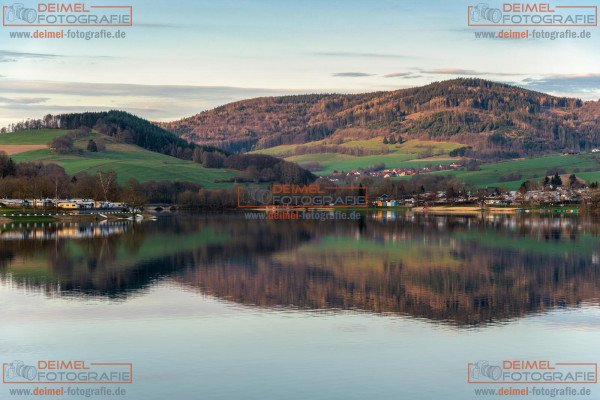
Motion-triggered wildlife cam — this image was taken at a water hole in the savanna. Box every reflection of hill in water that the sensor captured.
[1,214,600,325]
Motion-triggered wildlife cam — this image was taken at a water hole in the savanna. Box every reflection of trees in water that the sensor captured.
[1,214,600,325]
[0,216,314,297]
[176,214,600,326]
[177,241,600,326]
[0,222,152,296]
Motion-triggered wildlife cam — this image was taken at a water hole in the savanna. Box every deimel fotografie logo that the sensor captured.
[237,184,367,208]
[3,360,133,384]
[2,2,133,27]
[468,359,597,384]
[468,2,597,27]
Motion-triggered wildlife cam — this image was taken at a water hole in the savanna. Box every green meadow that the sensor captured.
[253,139,463,175]
[0,129,68,145]
[2,130,239,188]
[395,154,600,189]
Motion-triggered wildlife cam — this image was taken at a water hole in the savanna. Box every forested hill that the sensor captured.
[160,78,600,158]
[5,111,315,184]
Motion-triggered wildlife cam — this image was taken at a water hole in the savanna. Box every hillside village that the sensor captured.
[373,184,590,209]
[327,162,463,181]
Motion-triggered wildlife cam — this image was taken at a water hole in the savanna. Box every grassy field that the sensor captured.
[4,130,239,188]
[399,154,600,189]
[0,129,68,144]
[253,139,463,175]
[9,129,599,190]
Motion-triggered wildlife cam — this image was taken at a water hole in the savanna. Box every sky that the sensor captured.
[1,0,600,126]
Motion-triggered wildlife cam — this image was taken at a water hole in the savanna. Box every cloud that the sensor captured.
[424,68,483,75]
[0,79,326,125]
[0,79,299,101]
[314,52,409,59]
[0,97,48,105]
[0,50,61,62]
[135,23,182,29]
[384,72,420,79]
[418,68,523,77]
[332,72,374,77]
[520,73,600,96]
[0,50,112,63]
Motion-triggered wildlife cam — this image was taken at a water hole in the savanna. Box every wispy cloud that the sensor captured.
[0,50,61,63]
[520,73,600,96]
[384,72,420,79]
[0,97,49,105]
[423,68,483,75]
[135,23,182,29]
[0,79,298,100]
[332,72,374,77]
[314,51,409,59]
[0,50,113,63]
[418,68,523,77]
[0,79,321,124]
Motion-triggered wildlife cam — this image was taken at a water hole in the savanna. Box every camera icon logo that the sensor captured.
[469,360,502,381]
[4,360,38,381]
[470,3,502,23]
[4,3,38,24]
[239,187,273,205]
[250,188,272,205]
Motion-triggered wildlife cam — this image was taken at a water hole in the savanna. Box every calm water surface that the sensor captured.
[1,212,599,399]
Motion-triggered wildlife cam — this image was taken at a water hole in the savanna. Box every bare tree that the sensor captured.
[97,170,118,202]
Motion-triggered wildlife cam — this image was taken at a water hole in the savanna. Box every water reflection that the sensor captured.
[1,213,599,326]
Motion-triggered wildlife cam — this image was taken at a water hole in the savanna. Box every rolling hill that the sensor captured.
[0,129,239,188]
[2,111,316,186]
[253,139,464,175]
[6,80,600,191]
[401,153,600,190]
[160,78,599,162]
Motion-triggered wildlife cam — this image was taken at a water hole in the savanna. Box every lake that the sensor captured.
[1,212,599,399]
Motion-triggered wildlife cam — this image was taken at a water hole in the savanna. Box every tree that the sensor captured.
[192,148,204,163]
[122,178,147,213]
[74,174,102,199]
[244,165,260,182]
[389,135,397,144]
[49,135,74,154]
[17,179,33,211]
[475,188,487,206]
[97,170,118,201]
[518,181,529,195]
[0,152,16,177]
[550,172,563,187]
[568,174,577,188]
[446,186,457,204]
[382,137,389,144]
[87,139,98,152]
[201,151,224,168]
[543,176,550,188]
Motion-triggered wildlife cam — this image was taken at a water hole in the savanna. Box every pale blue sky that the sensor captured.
[1,0,600,125]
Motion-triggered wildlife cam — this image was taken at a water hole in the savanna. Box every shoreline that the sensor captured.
[0,206,584,221]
